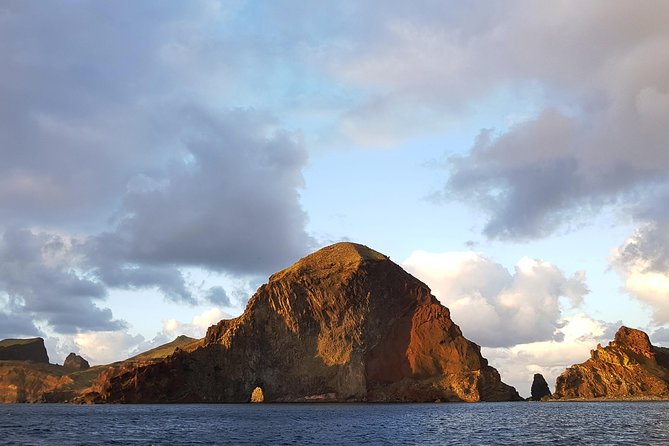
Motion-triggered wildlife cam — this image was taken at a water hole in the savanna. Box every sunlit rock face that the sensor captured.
[554,326,669,400]
[88,242,520,403]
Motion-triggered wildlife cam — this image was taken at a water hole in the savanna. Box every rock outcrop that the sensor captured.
[554,326,669,400]
[86,242,520,403]
[0,338,49,363]
[530,373,551,401]
[63,353,90,371]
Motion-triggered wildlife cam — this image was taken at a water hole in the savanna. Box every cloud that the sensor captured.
[403,250,588,347]
[433,3,669,239]
[205,286,232,307]
[162,307,229,339]
[0,228,124,335]
[74,331,146,365]
[87,107,312,278]
[0,1,314,329]
[292,1,669,232]
[611,222,669,325]
[0,311,42,339]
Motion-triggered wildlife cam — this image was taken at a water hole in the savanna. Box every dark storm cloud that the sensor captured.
[0,312,42,339]
[86,107,312,280]
[0,228,124,334]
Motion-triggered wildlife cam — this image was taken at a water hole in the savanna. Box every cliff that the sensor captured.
[0,338,49,363]
[86,242,520,403]
[0,335,194,403]
[554,326,669,400]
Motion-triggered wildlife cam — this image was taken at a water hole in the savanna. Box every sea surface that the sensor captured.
[1,402,668,445]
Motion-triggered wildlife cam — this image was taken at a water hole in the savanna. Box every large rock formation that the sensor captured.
[554,326,669,400]
[63,353,90,371]
[0,338,49,363]
[86,242,520,403]
[530,373,551,401]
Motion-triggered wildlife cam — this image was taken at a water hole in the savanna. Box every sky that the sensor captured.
[1,0,668,396]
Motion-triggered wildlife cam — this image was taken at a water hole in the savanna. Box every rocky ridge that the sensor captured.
[554,326,669,400]
[86,242,521,403]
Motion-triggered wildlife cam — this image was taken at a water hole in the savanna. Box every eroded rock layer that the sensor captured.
[87,242,520,403]
[554,326,669,400]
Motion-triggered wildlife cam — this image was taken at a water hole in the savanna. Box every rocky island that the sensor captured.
[1,242,521,403]
[553,326,669,400]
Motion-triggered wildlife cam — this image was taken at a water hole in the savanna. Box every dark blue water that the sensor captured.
[1,402,667,445]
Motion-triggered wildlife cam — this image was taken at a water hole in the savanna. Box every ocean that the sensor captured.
[1,402,667,445]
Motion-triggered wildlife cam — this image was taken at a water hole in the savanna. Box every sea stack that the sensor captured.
[554,326,669,400]
[530,373,551,401]
[86,242,521,403]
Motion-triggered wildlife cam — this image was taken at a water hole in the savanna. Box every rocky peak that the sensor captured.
[85,242,520,403]
[530,373,551,401]
[63,353,90,371]
[268,242,389,283]
[612,326,653,358]
[554,326,669,400]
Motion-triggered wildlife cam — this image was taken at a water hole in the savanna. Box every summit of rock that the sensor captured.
[613,326,653,358]
[554,326,669,400]
[85,242,520,403]
[63,353,90,371]
[269,242,388,282]
[0,338,49,363]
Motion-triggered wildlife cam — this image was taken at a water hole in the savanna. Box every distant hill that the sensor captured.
[128,335,198,361]
[0,337,49,363]
[0,335,197,403]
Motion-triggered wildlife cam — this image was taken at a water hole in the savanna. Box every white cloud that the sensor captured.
[611,224,669,324]
[74,331,145,365]
[403,250,588,347]
[162,307,228,339]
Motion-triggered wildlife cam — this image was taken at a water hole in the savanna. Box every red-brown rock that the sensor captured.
[87,242,520,403]
[554,326,669,400]
[63,353,90,371]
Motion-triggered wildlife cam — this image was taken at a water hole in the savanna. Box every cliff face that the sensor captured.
[0,362,74,403]
[87,242,520,403]
[0,338,49,363]
[554,326,669,400]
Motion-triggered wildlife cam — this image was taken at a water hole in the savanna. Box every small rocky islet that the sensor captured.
[1,242,668,403]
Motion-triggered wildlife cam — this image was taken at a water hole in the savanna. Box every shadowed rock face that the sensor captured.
[63,353,90,371]
[530,373,551,401]
[0,338,49,363]
[87,242,520,403]
[554,326,669,400]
